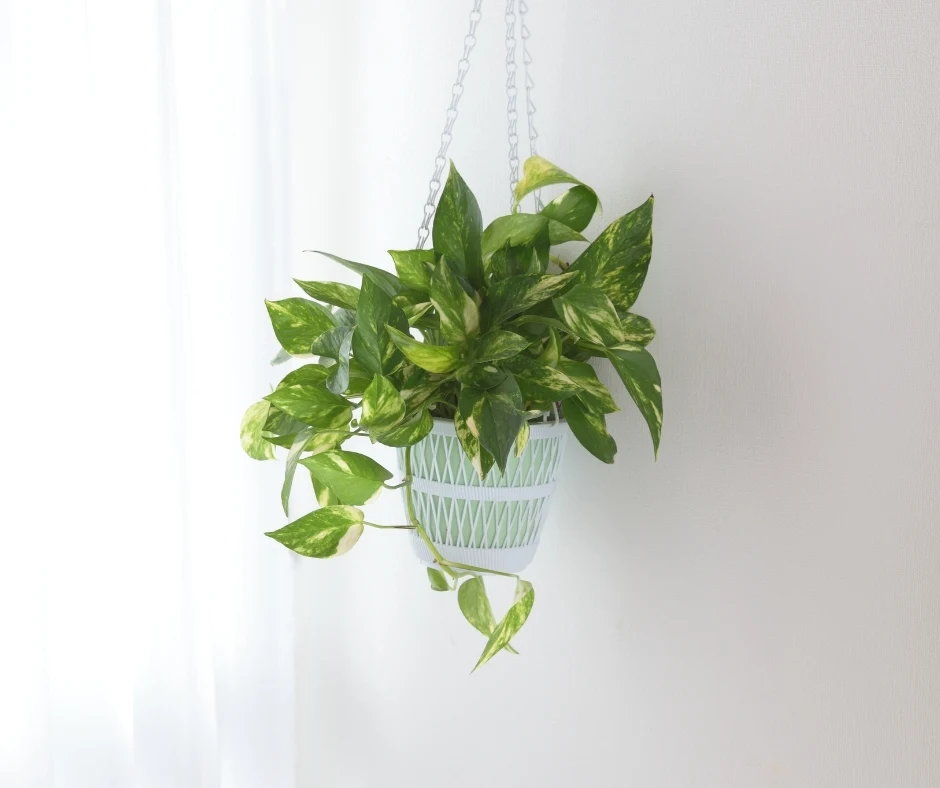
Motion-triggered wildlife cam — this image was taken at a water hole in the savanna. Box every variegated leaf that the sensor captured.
[388,249,435,293]
[620,312,656,346]
[458,375,525,473]
[502,356,580,402]
[432,162,484,289]
[281,426,316,516]
[264,298,335,355]
[400,370,444,410]
[454,407,495,481]
[488,238,547,279]
[307,250,404,296]
[265,505,364,558]
[568,196,654,311]
[310,474,339,507]
[482,214,584,257]
[606,343,663,457]
[427,568,450,592]
[458,576,497,635]
[240,401,276,460]
[301,449,393,506]
[483,272,579,328]
[557,358,620,415]
[430,258,480,343]
[276,363,330,389]
[563,397,617,463]
[353,276,392,376]
[537,327,562,367]
[515,420,530,457]
[471,330,531,362]
[264,428,351,453]
[540,184,599,232]
[360,374,406,432]
[456,363,507,390]
[310,325,354,395]
[514,156,598,210]
[385,325,461,373]
[473,579,535,671]
[553,284,625,347]
[264,385,352,430]
[373,407,433,448]
[293,279,360,310]
[270,348,293,365]
[509,314,581,341]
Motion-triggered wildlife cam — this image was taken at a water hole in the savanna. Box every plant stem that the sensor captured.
[383,477,412,490]
[363,522,416,530]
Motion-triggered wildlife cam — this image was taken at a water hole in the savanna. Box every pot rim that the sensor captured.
[426,414,568,438]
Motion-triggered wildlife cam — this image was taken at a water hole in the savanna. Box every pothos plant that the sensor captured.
[241,156,662,670]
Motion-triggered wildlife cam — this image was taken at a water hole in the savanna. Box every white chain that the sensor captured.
[504,0,520,209]
[415,0,484,249]
[519,0,542,210]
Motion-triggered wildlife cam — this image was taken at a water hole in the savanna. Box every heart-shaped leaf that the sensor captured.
[568,195,654,311]
[471,330,531,363]
[540,185,599,232]
[265,298,335,355]
[430,258,480,343]
[556,359,619,415]
[502,356,580,402]
[385,325,461,373]
[456,363,507,390]
[373,407,434,448]
[389,249,435,293]
[454,407,495,480]
[473,579,535,671]
[458,375,525,473]
[483,272,578,328]
[554,284,625,347]
[308,250,404,296]
[432,162,484,289]
[427,568,450,592]
[265,505,364,558]
[310,475,340,507]
[301,450,393,505]
[276,363,330,389]
[514,156,598,211]
[240,401,277,460]
[483,214,583,256]
[353,276,392,376]
[606,343,663,457]
[620,313,656,346]
[360,374,406,432]
[458,576,497,635]
[293,279,360,311]
[563,396,617,463]
[264,385,352,430]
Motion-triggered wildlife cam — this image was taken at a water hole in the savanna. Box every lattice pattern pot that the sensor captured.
[397,418,569,573]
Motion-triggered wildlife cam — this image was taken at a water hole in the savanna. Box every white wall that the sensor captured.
[286,1,940,785]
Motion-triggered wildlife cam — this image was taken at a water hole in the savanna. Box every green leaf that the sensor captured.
[483,272,579,328]
[293,279,360,310]
[265,428,351,453]
[554,284,625,346]
[454,407,495,481]
[432,162,484,289]
[509,314,581,340]
[301,450,393,505]
[620,313,656,346]
[502,356,580,402]
[240,401,276,460]
[276,363,331,389]
[310,474,340,507]
[352,276,392,376]
[360,374,406,432]
[471,330,531,363]
[264,385,353,430]
[456,363,507,390]
[308,250,404,296]
[514,156,598,210]
[458,375,525,473]
[388,249,435,293]
[332,307,358,327]
[346,357,373,396]
[271,348,293,365]
[373,406,434,447]
[265,505,364,558]
[606,343,663,457]
[482,214,584,257]
[281,426,316,516]
[537,327,562,366]
[563,396,617,463]
[568,195,654,311]
[263,405,309,437]
[385,325,461,373]
[473,579,535,671]
[265,298,335,355]
[515,420,530,457]
[458,576,497,635]
[557,358,619,415]
[540,185,599,232]
[427,568,450,592]
[310,325,354,395]
[400,370,445,410]
[430,259,480,343]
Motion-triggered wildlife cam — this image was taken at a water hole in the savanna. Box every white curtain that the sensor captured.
[0,2,296,786]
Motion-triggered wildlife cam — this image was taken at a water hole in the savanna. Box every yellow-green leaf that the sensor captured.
[430,259,480,343]
[265,505,364,558]
[540,185,599,232]
[388,249,435,293]
[553,284,625,347]
[281,426,316,516]
[308,250,404,296]
[458,576,497,635]
[385,325,461,373]
[428,568,450,592]
[514,156,598,211]
[563,397,617,463]
[264,298,335,355]
[557,359,619,415]
[240,401,276,460]
[454,407,495,481]
[301,450,393,505]
[483,272,579,328]
[471,330,531,363]
[473,579,535,671]
[360,374,406,432]
[293,279,360,310]
[606,343,663,457]
[374,407,434,448]
[264,385,352,430]
[620,313,656,346]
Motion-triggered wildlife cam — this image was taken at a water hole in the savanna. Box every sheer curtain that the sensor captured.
[0,2,296,786]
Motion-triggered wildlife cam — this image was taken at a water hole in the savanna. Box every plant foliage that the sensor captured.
[242,156,661,669]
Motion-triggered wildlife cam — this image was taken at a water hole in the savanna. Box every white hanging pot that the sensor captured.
[397,418,569,574]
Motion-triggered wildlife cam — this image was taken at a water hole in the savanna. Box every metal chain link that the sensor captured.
[519,0,543,210]
[415,0,484,249]
[504,0,520,209]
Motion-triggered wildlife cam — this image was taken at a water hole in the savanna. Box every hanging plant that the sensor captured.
[240,156,661,670]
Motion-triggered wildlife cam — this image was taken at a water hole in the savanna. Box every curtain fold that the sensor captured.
[0,2,296,786]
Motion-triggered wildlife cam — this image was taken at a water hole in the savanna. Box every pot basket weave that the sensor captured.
[397,418,569,573]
